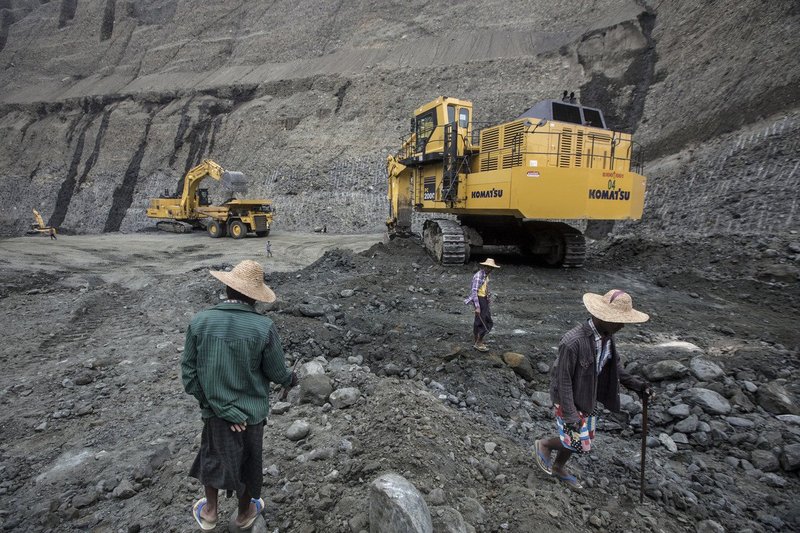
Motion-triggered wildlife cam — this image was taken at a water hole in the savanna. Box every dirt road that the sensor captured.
[0,231,797,532]
[0,231,382,286]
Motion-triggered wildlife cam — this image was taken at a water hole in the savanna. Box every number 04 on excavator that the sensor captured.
[386,96,647,266]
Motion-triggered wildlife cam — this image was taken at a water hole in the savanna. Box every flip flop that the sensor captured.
[553,470,583,490]
[238,497,265,530]
[473,343,489,352]
[192,498,217,531]
[533,440,552,475]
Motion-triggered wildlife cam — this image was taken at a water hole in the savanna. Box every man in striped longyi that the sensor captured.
[534,289,654,490]
[182,260,297,530]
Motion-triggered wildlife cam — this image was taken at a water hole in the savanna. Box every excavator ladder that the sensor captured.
[442,123,459,204]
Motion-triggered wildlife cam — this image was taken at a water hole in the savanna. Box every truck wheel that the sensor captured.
[228,220,247,239]
[208,220,225,238]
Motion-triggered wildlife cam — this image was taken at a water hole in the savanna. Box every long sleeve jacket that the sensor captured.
[549,321,646,425]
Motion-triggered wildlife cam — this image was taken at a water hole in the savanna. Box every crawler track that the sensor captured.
[561,229,586,268]
[423,219,468,265]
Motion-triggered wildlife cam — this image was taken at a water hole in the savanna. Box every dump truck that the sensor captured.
[386,96,646,266]
[146,159,273,239]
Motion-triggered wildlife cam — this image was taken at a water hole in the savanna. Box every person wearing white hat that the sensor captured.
[464,258,500,352]
[533,289,655,490]
[182,260,297,530]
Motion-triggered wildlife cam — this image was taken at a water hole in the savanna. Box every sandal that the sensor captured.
[192,498,217,531]
[238,497,264,530]
[473,343,489,352]
[553,470,584,490]
[533,440,552,475]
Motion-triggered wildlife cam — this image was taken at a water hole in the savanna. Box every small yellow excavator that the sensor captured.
[146,159,274,238]
[386,96,647,266]
[28,208,57,237]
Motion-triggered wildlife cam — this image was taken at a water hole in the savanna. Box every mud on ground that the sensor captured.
[0,231,798,532]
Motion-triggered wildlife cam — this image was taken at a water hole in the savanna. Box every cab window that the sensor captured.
[458,108,469,129]
[416,110,437,150]
[447,105,456,125]
[552,102,582,125]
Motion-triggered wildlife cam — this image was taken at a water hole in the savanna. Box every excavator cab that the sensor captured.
[406,97,473,162]
[197,189,211,206]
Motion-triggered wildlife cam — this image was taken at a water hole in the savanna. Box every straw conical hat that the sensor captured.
[210,260,276,303]
[583,289,649,324]
[480,258,500,268]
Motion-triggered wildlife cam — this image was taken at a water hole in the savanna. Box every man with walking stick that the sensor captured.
[534,289,655,490]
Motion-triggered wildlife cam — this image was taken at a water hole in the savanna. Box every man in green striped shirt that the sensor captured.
[182,260,296,530]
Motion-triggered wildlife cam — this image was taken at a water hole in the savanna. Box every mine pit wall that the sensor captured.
[0,0,797,240]
[0,82,397,236]
[623,110,800,239]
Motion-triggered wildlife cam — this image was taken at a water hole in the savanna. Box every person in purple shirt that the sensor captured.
[464,258,500,352]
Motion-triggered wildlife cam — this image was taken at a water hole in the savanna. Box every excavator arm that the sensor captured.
[30,208,57,235]
[32,208,46,229]
[179,160,225,213]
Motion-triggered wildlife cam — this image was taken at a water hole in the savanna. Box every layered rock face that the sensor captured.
[0,0,797,236]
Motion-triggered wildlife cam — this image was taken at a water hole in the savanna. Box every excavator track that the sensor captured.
[156,220,193,234]
[423,219,468,265]
[561,230,587,268]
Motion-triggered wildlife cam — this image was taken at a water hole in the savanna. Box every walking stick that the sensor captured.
[280,357,301,401]
[640,392,649,504]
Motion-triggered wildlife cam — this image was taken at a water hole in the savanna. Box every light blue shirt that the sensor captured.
[587,319,612,374]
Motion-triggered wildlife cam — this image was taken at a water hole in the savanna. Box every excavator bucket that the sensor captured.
[221,171,249,194]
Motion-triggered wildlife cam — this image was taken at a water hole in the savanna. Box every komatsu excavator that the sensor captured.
[146,159,273,239]
[386,96,647,266]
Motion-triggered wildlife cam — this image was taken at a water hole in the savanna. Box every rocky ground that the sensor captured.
[1,2,798,532]
[0,230,797,532]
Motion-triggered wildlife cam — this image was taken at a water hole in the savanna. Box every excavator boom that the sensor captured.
[29,208,57,235]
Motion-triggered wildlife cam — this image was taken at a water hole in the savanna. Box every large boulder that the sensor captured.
[370,473,433,533]
[300,360,326,377]
[777,414,800,426]
[750,450,779,472]
[684,388,731,415]
[674,414,699,433]
[780,444,800,471]
[757,381,799,415]
[667,404,691,418]
[689,357,725,381]
[642,360,689,381]
[430,506,469,533]
[329,387,360,409]
[696,519,725,533]
[300,374,333,406]
[530,391,552,408]
[286,420,311,441]
[502,352,535,382]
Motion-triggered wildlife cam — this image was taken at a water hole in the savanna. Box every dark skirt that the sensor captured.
[473,296,493,339]
[189,417,264,499]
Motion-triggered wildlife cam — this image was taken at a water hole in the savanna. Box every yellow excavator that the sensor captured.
[146,159,273,239]
[28,208,58,237]
[386,96,647,266]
